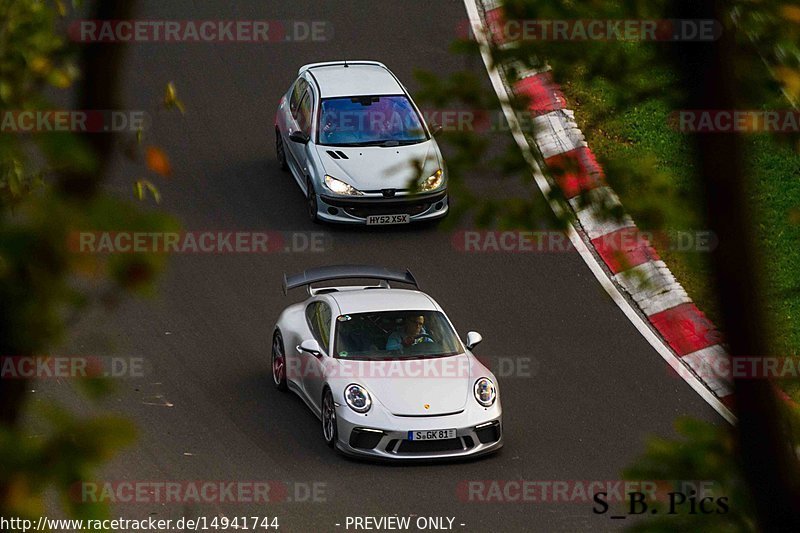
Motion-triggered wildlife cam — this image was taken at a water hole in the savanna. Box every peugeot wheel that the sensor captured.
[306,178,320,223]
[275,128,288,171]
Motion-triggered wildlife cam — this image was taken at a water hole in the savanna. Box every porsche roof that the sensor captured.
[306,63,405,98]
[326,288,438,315]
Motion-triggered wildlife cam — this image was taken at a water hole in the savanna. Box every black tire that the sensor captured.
[271,330,288,391]
[275,128,289,171]
[321,388,338,448]
[306,178,320,224]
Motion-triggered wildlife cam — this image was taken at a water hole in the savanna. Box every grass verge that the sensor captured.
[563,67,800,401]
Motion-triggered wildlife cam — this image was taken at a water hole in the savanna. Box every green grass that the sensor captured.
[750,135,800,400]
[562,69,800,402]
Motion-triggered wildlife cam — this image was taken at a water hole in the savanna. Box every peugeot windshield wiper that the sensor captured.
[330,139,426,147]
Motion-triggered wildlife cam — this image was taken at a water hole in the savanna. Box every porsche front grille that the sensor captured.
[385,436,475,454]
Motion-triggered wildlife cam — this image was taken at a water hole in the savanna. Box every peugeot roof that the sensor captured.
[299,61,405,98]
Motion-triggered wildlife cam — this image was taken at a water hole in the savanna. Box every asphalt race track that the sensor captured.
[35,1,723,531]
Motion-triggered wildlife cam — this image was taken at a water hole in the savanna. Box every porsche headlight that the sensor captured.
[418,169,444,192]
[324,175,362,196]
[344,384,372,413]
[474,377,496,407]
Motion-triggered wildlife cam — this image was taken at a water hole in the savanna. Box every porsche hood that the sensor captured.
[332,353,476,416]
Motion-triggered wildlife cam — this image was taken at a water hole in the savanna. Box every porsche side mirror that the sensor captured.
[465,331,483,350]
[297,339,321,356]
[289,130,310,144]
[430,123,443,137]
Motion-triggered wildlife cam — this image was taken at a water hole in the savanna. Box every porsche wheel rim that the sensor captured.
[272,335,285,385]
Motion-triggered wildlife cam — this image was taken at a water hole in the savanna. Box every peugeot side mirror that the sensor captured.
[465,331,483,350]
[289,130,310,144]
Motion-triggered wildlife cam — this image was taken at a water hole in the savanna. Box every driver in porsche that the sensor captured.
[386,314,434,352]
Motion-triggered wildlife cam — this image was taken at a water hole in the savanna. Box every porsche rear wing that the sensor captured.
[282,265,419,295]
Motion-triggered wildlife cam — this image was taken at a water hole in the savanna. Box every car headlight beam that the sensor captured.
[474,377,496,407]
[418,169,444,192]
[324,175,363,196]
[344,383,372,413]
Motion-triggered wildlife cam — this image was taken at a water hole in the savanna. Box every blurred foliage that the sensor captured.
[414,1,681,230]
[624,406,800,531]
[413,50,560,230]
[413,0,800,530]
[0,0,84,206]
[163,81,185,114]
[0,0,179,528]
[622,417,756,532]
[732,1,800,107]
[144,146,172,178]
[415,0,800,230]
[1,405,136,525]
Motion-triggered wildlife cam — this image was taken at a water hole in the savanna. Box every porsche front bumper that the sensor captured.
[333,403,503,460]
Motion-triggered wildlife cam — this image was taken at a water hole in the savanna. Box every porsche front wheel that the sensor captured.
[322,389,338,448]
[271,330,287,391]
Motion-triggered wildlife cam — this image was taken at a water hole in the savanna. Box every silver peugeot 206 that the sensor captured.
[275,61,449,225]
[271,265,503,460]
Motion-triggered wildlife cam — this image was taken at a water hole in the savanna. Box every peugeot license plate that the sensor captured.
[366,214,410,225]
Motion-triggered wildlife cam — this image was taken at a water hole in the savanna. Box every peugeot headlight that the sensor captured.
[418,169,444,192]
[474,377,496,407]
[324,175,362,196]
[344,384,372,413]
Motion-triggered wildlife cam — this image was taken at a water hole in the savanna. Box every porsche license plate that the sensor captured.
[408,429,457,441]
[366,214,410,225]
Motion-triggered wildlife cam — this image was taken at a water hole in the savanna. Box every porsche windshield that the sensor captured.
[318,95,428,146]
[334,310,463,360]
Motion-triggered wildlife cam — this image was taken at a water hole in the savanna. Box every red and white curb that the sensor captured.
[465,0,737,423]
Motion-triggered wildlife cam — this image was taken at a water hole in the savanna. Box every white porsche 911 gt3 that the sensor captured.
[271,265,503,460]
